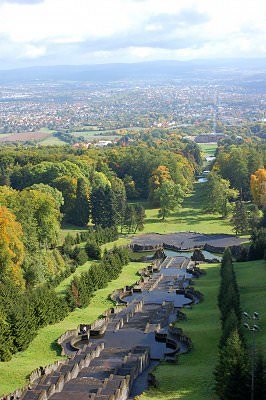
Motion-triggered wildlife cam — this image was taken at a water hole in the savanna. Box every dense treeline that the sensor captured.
[0,143,196,201]
[214,143,266,200]
[0,281,68,361]
[0,144,195,226]
[214,250,266,399]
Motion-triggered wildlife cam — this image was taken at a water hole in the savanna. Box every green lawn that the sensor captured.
[143,183,234,235]
[141,263,220,400]
[198,143,217,156]
[101,237,131,251]
[59,223,89,242]
[0,261,142,396]
[235,259,266,355]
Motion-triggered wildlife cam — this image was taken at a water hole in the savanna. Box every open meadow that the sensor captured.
[142,183,234,235]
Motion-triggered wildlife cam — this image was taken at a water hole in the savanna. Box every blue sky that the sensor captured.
[0,0,265,68]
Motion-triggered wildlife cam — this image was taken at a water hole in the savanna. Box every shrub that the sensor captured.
[72,246,88,265]
[85,240,101,260]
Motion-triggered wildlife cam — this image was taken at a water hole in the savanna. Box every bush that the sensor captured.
[73,247,88,265]
[85,240,101,260]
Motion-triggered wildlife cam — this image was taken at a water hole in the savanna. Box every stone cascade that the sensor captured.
[4,256,205,400]
[107,301,144,331]
[49,346,150,400]
[133,273,163,293]
[20,343,150,400]
[21,343,105,400]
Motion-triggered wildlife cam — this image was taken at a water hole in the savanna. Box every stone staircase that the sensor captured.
[21,344,150,400]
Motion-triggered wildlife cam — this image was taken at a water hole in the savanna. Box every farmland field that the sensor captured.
[40,135,66,146]
[0,130,52,142]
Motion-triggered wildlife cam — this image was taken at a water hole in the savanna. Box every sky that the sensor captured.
[0,0,265,69]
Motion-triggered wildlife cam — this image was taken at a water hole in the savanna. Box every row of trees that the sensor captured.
[66,247,130,310]
[214,250,266,399]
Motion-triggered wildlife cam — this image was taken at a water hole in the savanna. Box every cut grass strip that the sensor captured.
[235,259,266,356]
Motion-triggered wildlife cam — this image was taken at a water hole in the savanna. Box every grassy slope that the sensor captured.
[55,237,131,295]
[235,259,266,355]
[55,261,92,295]
[143,183,233,235]
[142,263,220,400]
[0,261,141,396]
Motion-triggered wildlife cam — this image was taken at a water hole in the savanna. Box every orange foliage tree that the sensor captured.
[250,168,266,207]
[0,206,25,288]
[149,165,172,204]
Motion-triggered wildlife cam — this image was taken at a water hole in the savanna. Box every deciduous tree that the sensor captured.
[155,181,184,220]
[250,168,266,207]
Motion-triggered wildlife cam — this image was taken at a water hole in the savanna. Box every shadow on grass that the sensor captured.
[145,218,163,224]
[50,341,62,357]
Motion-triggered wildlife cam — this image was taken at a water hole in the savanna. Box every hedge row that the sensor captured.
[65,247,130,310]
[214,249,249,399]
[217,248,242,347]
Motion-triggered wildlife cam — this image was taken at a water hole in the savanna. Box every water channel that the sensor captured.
[196,154,216,184]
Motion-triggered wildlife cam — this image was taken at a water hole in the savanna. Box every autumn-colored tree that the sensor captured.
[149,165,172,204]
[250,168,266,207]
[0,206,25,288]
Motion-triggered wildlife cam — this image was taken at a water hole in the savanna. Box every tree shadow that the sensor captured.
[50,341,62,356]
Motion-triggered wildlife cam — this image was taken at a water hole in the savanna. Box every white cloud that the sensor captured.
[24,44,46,58]
[0,0,265,67]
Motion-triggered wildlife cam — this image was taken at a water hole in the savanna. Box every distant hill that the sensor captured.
[0,59,265,83]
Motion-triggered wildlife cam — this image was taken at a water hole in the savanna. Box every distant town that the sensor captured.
[0,75,265,146]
